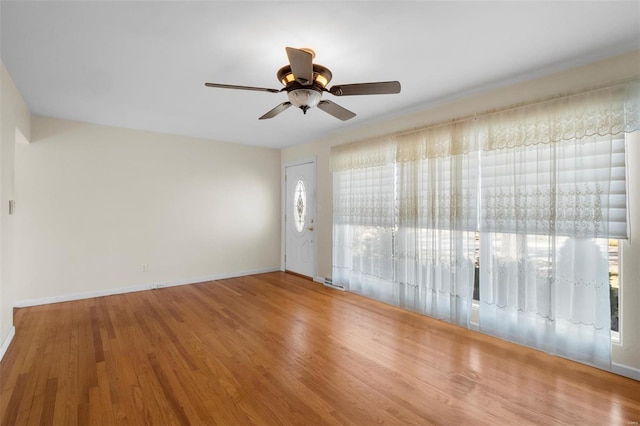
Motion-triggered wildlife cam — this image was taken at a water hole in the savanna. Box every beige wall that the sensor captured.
[281,50,640,376]
[0,62,31,349]
[13,116,281,303]
[615,133,640,372]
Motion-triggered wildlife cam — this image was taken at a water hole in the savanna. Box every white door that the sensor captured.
[285,161,316,278]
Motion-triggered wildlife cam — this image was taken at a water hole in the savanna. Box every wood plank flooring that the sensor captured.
[1,271,639,425]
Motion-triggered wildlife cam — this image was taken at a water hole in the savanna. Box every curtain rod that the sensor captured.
[340,75,640,145]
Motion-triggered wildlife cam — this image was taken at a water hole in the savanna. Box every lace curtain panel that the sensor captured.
[479,234,612,367]
[332,160,478,325]
[477,85,635,368]
[477,135,619,367]
[333,164,396,303]
[331,79,637,369]
[395,151,478,326]
[480,135,627,238]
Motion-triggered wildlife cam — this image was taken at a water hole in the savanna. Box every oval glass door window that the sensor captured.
[294,180,307,233]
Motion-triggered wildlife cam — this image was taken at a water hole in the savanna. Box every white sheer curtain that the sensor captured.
[394,123,478,326]
[478,81,638,368]
[478,139,622,366]
[332,124,479,323]
[331,79,637,369]
[332,138,397,303]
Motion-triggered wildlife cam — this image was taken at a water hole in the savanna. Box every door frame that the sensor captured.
[281,157,317,280]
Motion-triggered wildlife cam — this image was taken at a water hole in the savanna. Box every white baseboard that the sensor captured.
[14,283,151,308]
[612,362,640,381]
[13,267,280,308]
[0,326,16,362]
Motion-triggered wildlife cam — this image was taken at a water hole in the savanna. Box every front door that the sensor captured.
[285,161,316,278]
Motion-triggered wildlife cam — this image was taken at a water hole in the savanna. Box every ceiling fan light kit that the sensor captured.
[287,89,322,113]
[205,47,401,121]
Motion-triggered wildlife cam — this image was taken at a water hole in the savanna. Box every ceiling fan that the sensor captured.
[204,47,401,121]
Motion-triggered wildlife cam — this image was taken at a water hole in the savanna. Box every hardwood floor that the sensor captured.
[1,271,639,425]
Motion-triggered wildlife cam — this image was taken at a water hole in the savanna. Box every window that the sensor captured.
[609,239,620,333]
[294,180,307,233]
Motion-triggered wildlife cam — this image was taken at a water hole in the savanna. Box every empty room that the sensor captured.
[1,1,639,424]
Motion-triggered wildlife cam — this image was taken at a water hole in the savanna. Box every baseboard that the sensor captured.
[14,283,151,308]
[0,326,16,363]
[13,267,280,308]
[612,362,640,381]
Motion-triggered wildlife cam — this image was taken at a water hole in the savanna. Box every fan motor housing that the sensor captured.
[277,64,333,91]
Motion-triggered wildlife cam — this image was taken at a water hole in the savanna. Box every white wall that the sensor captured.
[0,62,31,353]
[14,116,281,304]
[281,50,640,376]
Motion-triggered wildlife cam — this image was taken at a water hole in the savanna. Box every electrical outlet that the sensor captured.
[141,264,149,272]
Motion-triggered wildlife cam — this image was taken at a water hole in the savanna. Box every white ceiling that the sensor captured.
[2,1,639,149]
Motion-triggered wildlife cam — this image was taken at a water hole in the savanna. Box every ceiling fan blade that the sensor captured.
[329,81,401,96]
[286,47,313,86]
[205,82,281,94]
[317,100,356,121]
[259,102,292,120]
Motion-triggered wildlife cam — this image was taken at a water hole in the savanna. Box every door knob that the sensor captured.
[307,226,314,231]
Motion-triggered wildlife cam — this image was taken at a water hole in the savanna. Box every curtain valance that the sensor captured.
[330,79,639,170]
[480,80,640,151]
[330,120,477,172]
[395,120,477,162]
[330,136,395,172]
